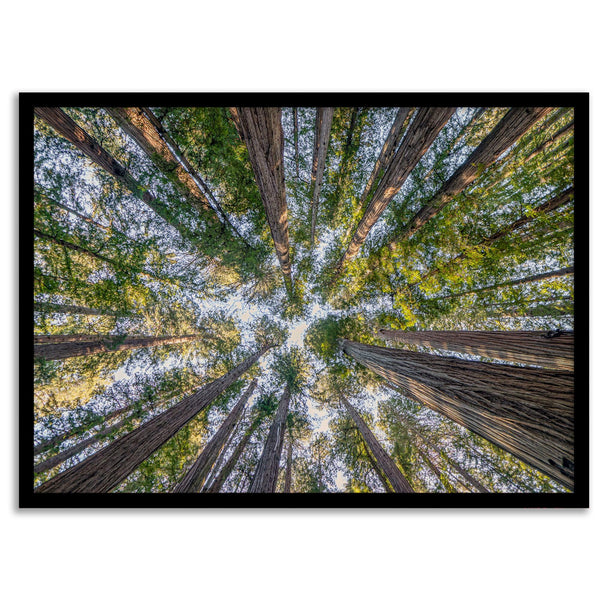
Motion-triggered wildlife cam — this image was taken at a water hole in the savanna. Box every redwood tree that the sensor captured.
[35,345,274,493]
[342,340,574,489]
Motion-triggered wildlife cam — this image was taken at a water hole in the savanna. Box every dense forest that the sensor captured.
[31,103,575,495]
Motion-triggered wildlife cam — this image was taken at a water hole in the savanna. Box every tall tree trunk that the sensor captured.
[412,186,574,288]
[284,436,293,493]
[310,107,334,247]
[415,446,458,492]
[334,108,455,276]
[34,416,128,474]
[34,301,124,317]
[378,329,574,371]
[173,380,257,493]
[340,395,414,493]
[34,334,202,361]
[34,404,130,456]
[229,107,293,294]
[389,107,554,247]
[437,266,574,301]
[293,107,300,179]
[525,121,574,163]
[361,440,394,492]
[359,107,412,208]
[204,417,262,493]
[248,386,291,493]
[34,107,200,246]
[342,340,574,489]
[35,346,274,493]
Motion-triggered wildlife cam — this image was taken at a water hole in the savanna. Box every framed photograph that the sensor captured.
[21,93,588,508]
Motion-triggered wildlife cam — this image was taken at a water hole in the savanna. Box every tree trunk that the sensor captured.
[310,107,334,247]
[334,108,455,275]
[34,107,200,246]
[293,107,300,179]
[415,446,458,492]
[378,329,574,371]
[361,440,394,492]
[35,346,274,493]
[34,301,124,317]
[34,416,128,474]
[525,121,574,163]
[437,266,574,300]
[284,436,293,493]
[342,340,574,489]
[34,404,130,456]
[359,107,412,208]
[248,385,291,493]
[173,380,257,493]
[340,395,414,493]
[389,107,554,247]
[34,334,202,360]
[229,107,293,294]
[204,417,262,493]
[412,186,574,288]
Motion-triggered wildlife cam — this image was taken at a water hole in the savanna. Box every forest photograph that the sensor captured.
[23,95,586,507]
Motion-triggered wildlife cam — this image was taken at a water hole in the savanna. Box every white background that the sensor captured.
[1,2,596,598]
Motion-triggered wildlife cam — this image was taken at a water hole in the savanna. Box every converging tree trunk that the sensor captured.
[334,107,455,276]
[437,266,574,301]
[248,385,291,493]
[173,380,257,493]
[388,106,554,247]
[229,107,293,294]
[412,186,574,288]
[34,416,128,474]
[378,329,574,371]
[310,107,334,247]
[35,346,274,493]
[340,395,414,493]
[204,416,263,493]
[342,340,574,489]
[34,334,202,361]
[34,107,202,247]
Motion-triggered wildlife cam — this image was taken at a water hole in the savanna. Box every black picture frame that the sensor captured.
[20,92,589,509]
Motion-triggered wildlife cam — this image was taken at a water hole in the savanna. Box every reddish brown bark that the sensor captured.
[229,107,292,294]
[378,329,574,371]
[34,334,202,361]
[248,386,291,493]
[388,107,554,247]
[334,108,455,275]
[310,107,334,247]
[343,340,574,489]
[340,396,414,493]
[35,346,274,493]
[173,380,257,493]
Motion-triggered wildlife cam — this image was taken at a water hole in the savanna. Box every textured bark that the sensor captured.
[204,417,262,493]
[173,380,257,493]
[35,346,273,493]
[378,329,574,371]
[335,108,455,274]
[359,107,412,207]
[229,107,292,293]
[248,385,291,493]
[34,404,130,456]
[34,302,123,317]
[34,417,127,474]
[284,437,293,493]
[105,107,212,214]
[438,266,574,301]
[413,186,574,288]
[362,440,394,492]
[389,107,554,247]
[310,107,334,247]
[340,396,414,493]
[34,107,197,244]
[34,334,201,360]
[343,340,574,489]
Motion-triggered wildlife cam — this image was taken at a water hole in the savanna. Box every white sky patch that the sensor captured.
[287,320,309,348]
